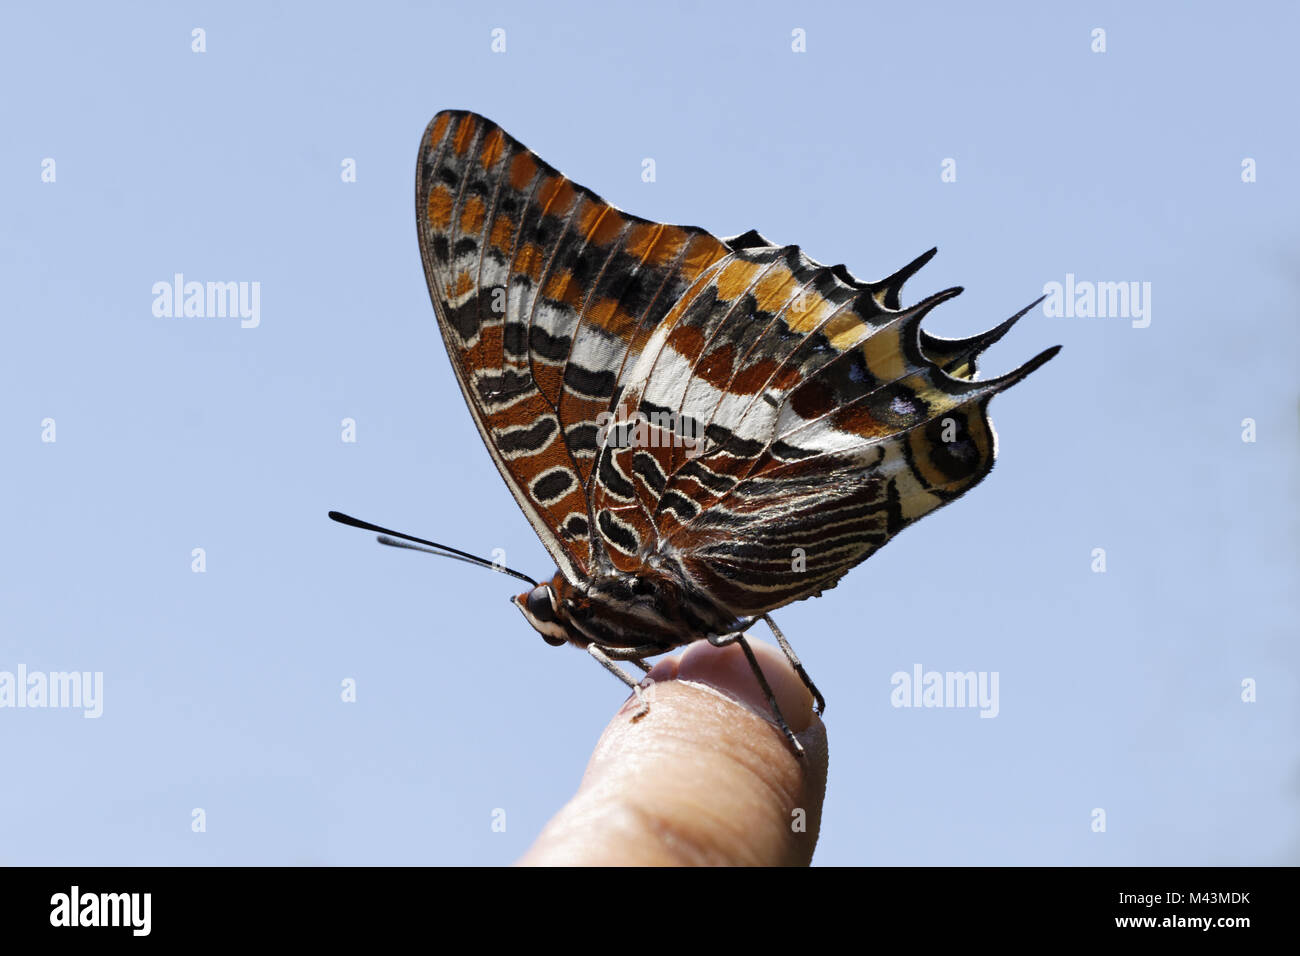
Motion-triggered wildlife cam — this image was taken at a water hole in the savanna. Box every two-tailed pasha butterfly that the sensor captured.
[331,110,1060,755]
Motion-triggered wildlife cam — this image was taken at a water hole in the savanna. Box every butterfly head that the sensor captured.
[513,573,573,647]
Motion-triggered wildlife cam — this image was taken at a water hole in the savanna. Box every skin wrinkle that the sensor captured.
[519,640,828,866]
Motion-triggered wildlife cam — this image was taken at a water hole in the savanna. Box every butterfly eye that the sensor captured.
[525,585,556,624]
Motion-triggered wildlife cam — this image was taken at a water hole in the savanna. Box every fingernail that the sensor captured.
[674,639,814,734]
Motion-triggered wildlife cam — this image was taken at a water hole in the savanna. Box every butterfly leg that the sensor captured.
[762,614,826,716]
[586,643,659,720]
[596,643,659,671]
[707,631,806,759]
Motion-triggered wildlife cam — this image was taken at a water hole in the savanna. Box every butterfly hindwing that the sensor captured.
[592,244,1059,617]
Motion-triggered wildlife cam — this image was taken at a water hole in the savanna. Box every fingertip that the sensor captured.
[522,640,828,866]
[674,638,816,734]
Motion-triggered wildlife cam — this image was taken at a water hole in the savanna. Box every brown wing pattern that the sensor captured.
[418,109,1058,617]
[416,110,730,581]
[589,241,1058,616]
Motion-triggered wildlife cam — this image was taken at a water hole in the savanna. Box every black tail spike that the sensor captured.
[723,228,775,251]
[925,295,1048,376]
[983,344,1063,393]
[875,247,940,310]
[903,284,964,316]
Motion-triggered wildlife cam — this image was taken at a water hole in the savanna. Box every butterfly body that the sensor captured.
[514,558,744,652]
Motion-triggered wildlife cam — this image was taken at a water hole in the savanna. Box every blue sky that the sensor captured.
[1,0,1295,865]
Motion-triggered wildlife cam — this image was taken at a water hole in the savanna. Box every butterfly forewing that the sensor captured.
[416,110,732,581]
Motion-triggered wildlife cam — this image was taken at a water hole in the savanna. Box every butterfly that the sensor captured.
[331,109,1059,755]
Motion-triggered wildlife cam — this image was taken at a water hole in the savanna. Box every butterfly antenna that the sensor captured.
[374,534,503,572]
[327,511,538,587]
